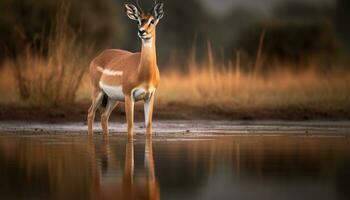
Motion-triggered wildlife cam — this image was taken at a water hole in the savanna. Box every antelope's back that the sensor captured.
[89,49,133,88]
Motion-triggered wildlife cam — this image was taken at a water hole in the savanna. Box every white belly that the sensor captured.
[99,82,150,101]
[99,82,125,101]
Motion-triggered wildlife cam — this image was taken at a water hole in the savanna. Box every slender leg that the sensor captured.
[87,91,104,135]
[101,99,118,135]
[144,92,155,135]
[125,95,135,136]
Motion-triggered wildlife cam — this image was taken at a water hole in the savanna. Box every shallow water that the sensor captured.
[0,133,349,200]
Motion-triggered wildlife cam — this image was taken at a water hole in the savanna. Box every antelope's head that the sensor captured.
[125,1,164,41]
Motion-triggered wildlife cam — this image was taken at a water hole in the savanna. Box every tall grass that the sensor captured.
[158,67,350,109]
[156,47,350,111]
[3,42,350,111]
[75,43,350,112]
[11,4,92,107]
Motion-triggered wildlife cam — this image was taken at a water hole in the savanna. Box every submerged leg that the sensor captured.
[87,91,104,135]
[101,98,118,135]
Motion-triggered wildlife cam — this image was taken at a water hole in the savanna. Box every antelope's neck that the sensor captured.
[139,35,157,82]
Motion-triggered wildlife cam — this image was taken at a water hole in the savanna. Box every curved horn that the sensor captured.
[149,0,162,14]
[136,0,143,13]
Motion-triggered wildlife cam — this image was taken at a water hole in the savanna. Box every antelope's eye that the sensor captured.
[150,19,155,24]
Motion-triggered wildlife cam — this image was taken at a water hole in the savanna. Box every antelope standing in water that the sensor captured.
[87,1,164,135]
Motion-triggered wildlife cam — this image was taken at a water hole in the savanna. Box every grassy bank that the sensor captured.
[157,67,350,110]
[1,59,350,121]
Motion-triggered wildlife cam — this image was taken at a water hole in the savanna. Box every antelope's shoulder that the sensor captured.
[91,49,132,67]
[109,52,141,68]
[106,53,141,79]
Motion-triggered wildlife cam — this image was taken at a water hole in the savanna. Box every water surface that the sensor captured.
[0,134,349,200]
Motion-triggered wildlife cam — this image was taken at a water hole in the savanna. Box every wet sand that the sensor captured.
[0,120,349,136]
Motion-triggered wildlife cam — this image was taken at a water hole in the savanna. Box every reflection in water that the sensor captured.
[89,136,159,200]
[0,135,349,200]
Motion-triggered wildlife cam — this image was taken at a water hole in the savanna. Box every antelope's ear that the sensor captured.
[125,3,140,21]
[153,3,164,20]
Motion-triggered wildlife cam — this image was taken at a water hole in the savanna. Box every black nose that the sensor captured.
[138,30,146,35]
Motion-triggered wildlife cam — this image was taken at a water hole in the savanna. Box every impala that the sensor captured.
[87,0,164,135]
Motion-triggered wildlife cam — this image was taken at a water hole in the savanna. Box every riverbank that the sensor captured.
[1,119,349,136]
[0,101,349,123]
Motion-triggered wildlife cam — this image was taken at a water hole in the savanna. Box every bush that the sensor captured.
[12,4,92,107]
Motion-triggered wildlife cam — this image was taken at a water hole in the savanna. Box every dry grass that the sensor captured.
[6,4,92,107]
[2,56,350,112]
[156,66,350,111]
[0,64,18,104]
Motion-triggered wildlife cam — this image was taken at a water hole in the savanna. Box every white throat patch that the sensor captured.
[143,38,153,48]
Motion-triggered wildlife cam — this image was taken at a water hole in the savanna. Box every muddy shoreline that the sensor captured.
[0,102,349,123]
[1,120,349,137]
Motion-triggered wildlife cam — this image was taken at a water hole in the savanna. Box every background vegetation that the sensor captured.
[1,0,349,66]
[0,0,349,118]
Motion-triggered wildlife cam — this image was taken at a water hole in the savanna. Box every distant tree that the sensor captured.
[238,21,339,69]
[334,0,350,48]
[0,0,121,60]
[211,7,262,62]
[273,1,333,20]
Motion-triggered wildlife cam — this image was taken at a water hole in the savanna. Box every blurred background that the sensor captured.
[1,0,349,68]
[0,0,349,119]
